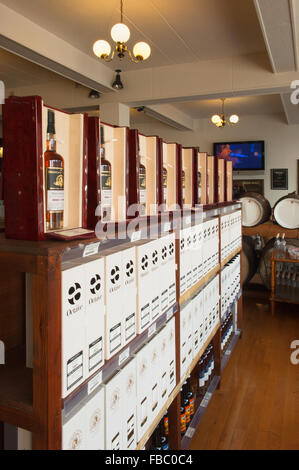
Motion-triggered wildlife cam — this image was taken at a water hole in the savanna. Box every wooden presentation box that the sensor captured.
[162,142,182,209]
[226,160,233,201]
[3,95,91,241]
[207,155,215,205]
[198,152,207,206]
[129,130,161,216]
[88,118,131,225]
[216,157,225,203]
[182,148,197,207]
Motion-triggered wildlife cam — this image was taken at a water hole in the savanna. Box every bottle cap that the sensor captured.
[47,110,55,134]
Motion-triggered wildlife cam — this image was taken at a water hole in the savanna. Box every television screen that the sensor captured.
[213,141,264,171]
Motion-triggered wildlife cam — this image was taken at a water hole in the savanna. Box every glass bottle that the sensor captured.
[100,125,112,221]
[44,109,64,231]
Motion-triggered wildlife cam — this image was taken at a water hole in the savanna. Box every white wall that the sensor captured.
[130,111,299,207]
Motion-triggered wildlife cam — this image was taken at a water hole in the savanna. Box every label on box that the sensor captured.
[109,323,122,354]
[89,337,103,372]
[166,308,174,321]
[148,323,156,338]
[163,222,171,233]
[185,426,195,439]
[83,243,100,258]
[131,231,141,242]
[125,313,136,342]
[141,303,150,328]
[88,370,103,395]
[67,351,83,391]
[119,347,130,366]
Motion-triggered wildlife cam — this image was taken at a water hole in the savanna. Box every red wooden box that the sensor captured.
[2,96,92,241]
[87,117,131,225]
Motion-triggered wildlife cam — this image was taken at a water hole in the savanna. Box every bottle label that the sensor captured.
[162,443,169,451]
[189,397,195,416]
[163,168,167,204]
[139,171,146,204]
[185,404,191,424]
[164,416,169,436]
[46,167,64,212]
[101,167,112,218]
[198,171,202,199]
[180,412,186,432]
[182,170,185,203]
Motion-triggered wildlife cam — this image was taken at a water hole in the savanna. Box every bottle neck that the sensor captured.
[47,133,56,151]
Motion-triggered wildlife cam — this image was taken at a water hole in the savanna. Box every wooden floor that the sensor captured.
[190,294,299,450]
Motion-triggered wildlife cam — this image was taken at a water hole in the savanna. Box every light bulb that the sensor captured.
[111,23,130,43]
[133,42,151,61]
[211,114,221,125]
[229,114,239,124]
[216,120,224,128]
[93,40,111,58]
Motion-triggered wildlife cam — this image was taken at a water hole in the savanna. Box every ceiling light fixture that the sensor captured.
[112,69,124,90]
[93,0,151,63]
[88,89,100,99]
[211,98,239,127]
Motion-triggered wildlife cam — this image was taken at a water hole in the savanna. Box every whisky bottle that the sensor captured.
[198,171,202,203]
[183,380,191,427]
[44,109,64,231]
[182,169,185,206]
[100,125,112,221]
[186,376,195,418]
[139,161,146,216]
[180,388,187,436]
[159,419,169,450]
[163,166,168,206]
[163,410,169,436]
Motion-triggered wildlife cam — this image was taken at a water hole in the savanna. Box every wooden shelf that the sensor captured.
[135,322,220,450]
[0,348,36,432]
[179,266,220,306]
[221,247,241,268]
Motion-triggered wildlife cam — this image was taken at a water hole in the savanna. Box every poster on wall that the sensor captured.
[270,169,288,190]
[233,179,264,200]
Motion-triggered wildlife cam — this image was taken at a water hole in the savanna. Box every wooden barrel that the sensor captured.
[242,235,258,285]
[273,193,299,229]
[239,192,271,227]
[259,237,299,288]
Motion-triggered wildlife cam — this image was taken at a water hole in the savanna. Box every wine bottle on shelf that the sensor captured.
[159,419,169,450]
[163,410,169,437]
[180,388,187,437]
[186,376,195,419]
[100,125,112,221]
[183,381,191,427]
[44,109,64,231]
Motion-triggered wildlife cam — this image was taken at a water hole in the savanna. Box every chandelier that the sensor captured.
[93,0,151,63]
[211,98,239,127]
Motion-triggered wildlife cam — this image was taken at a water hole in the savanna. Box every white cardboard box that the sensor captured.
[62,386,105,450]
[104,250,124,359]
[104,369,123,450]
[84,258,105,378]
[166,316,176,393]
[136,242,152,333]
[62,264,86,398]
[149,239,161,322]
[122,247,137,346]
[135,341,152,441]
[120,357,137,450]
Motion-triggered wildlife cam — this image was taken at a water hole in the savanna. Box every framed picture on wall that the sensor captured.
[271,168,288,190]
[233,179,264,200]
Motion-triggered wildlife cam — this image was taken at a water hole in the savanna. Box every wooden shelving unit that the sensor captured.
[0,203,243,450]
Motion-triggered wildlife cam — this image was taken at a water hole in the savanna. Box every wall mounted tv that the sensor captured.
[213,141,265,171]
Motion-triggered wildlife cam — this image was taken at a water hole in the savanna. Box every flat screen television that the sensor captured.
[213,141,265,171]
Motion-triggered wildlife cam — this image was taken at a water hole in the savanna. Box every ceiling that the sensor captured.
[0,48,59,88]
[0,0,266,70]
[173,95,284,119]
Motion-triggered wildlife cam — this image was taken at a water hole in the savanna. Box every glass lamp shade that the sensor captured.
[133,42,151,60]
[216,120,224,127]
[211,114,221,125]
[111,23,130,43]
[229,114,239,124]
[93,40,111,58]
